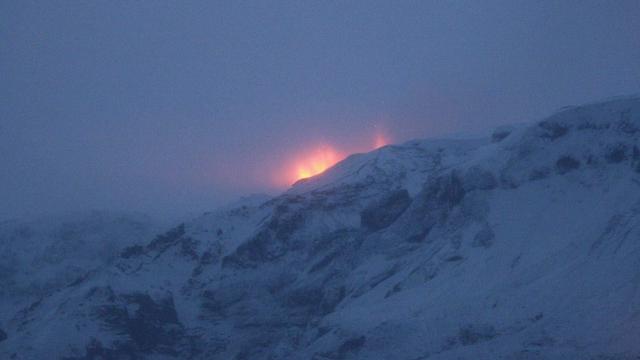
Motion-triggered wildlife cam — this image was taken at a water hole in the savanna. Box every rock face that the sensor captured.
[360,189,411,231]
[2,96,640,359]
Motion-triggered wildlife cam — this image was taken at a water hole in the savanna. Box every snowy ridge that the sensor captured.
[2,96,640,359]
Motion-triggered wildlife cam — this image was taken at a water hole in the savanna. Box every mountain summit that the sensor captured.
[2,96,640,359]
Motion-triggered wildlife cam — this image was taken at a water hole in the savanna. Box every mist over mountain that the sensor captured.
[3,1,640,219]
[2,97,640,359]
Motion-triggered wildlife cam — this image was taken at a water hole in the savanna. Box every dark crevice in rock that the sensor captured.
[539,120,569,140]
[556,156,581,174]
[361,189,412,231]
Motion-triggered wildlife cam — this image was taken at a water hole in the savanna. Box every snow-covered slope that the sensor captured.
[0,212,160,325]
[2,96,640,359]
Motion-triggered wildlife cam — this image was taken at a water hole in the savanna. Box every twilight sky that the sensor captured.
[1,1,639,219]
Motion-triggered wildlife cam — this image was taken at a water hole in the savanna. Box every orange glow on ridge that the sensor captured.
[275,129,393,187]
[374,132,390,149]
[292,145,343,183]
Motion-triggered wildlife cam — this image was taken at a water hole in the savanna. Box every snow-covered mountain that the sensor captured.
[0,212,161,327]
[2,96,640,359]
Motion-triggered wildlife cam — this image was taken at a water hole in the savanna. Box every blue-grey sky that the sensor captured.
[1,0,639,219]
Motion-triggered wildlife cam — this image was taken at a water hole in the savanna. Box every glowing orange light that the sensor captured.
[292,145,343,183]
[272,129,393,188]
[374,132,389,149]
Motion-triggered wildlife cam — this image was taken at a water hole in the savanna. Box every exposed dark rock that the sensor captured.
[339,336,366,357]
[525,335,556,348]
[530,313,544,322]
[360,189,411,231]
[320,286,346,315]
[268,207,306,243]
[66,270,95,288]
[472,225,495,248]
[223,230,282,268]
[529,167,551,181]
[179,237,199,260]
[351,266,399,299]
[192,249,219,276]
[386,262,439,299]
[539,120,569,140]
[308,229,354,259]
[15,297,43,323]
[463,167,497,191]
[120,245,144,259]
[435,173,466,208]
[633,146,640,173]
[147,224,186,252]
[85,286,117,302]
[556,156,581,174]
[286,286,324,308]
[499,171,519,189]
[615,110,639,134]
[62,338,135,360]
[317,336,367,359]
[91,292,193,357]
[510,254,522,270]
[491,127,513,143]
[404,227,433,243]
[605,144,628,164]
[385,282,403,298]
[201,288,246,320]
[457,324,497,346]
[283,284,346,319]
[224,204,308,268]
[399,172,466,243]
[309,250,340,273]
[445,255,464,262]
[368,266,398,289]
[577,121,610,131]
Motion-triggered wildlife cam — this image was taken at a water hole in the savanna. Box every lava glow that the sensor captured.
[293,146,343,182]
[374,132,390,149]
[275,130,392,186]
